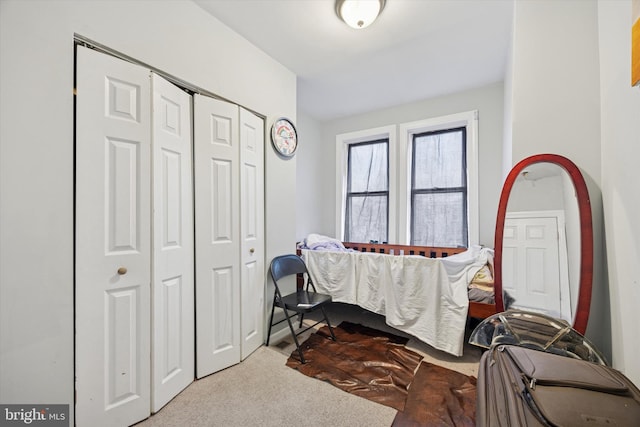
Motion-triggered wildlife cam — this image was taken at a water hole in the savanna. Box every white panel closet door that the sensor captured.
[151,73,195,412]
[194,95,241,378]
[239,108,265,360]
[76,46,151,427]
[502,215,562,318]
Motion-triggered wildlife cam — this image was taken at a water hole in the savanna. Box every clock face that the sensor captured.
[271,118,297,157]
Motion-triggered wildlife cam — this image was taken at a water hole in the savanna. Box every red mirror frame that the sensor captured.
[494,154,593,334]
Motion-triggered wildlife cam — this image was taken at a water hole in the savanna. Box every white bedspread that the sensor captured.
[301,246,491,356]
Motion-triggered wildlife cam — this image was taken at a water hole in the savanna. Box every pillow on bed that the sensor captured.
[469,283,494,293]
[471,264,494,287]
[468,287,495,304]
[298,233,349,252]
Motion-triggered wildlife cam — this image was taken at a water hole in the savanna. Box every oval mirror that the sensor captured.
[494,154,593,334]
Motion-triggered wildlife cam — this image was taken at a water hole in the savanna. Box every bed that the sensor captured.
[295,237,497,356]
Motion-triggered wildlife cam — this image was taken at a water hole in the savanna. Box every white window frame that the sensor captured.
[398,111,479,246]
[336,125,397,242]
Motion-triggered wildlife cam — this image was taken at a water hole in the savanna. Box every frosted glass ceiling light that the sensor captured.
[336,0,386,29]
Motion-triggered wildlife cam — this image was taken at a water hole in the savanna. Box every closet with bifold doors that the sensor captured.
[75,45,264,427]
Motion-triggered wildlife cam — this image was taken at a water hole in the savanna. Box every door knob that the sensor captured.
[249,248,255,254]
[117,267,127,275]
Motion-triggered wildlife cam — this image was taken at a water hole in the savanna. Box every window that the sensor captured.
[399,111,478,247]
[411,127,468,247]
[345,140,389,243]
[336,125,396,243]
[336,112,477,247]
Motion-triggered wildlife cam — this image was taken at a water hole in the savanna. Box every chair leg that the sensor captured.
[283,309,306,364]
[298,313,305,328]
[266,295,278,346]
[320,306,336,341]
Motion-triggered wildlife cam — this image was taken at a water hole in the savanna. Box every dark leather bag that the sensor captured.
[476,345,640,426]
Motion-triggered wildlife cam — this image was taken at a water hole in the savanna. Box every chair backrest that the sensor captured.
[270,254,308,283]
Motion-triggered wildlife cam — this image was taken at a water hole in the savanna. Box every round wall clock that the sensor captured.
[270,117,298,157]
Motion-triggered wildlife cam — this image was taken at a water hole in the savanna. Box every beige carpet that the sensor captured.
[136,345,397,427]
[137,303,482,427]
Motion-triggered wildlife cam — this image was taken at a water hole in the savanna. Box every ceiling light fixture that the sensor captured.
[336,0,386,30]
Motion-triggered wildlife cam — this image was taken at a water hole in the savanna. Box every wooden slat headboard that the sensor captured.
[341,242,466,258]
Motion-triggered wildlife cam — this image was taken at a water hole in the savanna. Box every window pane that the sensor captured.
[346,195,388,243]
[349,142,388,192]
[412,192,466,247]
[413,131,464,189]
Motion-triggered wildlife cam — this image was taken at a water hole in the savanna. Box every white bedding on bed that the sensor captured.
[301,246,491,356]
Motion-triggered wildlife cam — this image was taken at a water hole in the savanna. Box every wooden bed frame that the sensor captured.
[296,242,497,320]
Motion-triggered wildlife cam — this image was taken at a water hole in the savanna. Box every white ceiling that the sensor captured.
[193,0,514,122]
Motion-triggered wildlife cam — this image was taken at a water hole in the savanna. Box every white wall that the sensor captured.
[0,0,297,421]
[509,1,602,176]
[306,82,504,247]
[295,111,330,240]
[502,15,515,182]
[507,175,565,212]
[598,0,640,386]
[507,0,610,360]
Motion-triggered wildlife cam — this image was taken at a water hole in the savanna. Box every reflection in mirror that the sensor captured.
[502,163,580,324]
[494,154,592,334]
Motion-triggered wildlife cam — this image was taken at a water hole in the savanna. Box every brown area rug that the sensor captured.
[286,322,423,411]
[391,362,476,426]
[286,322,477,426]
